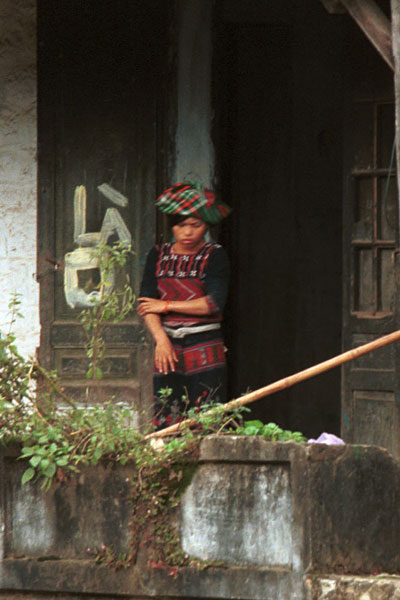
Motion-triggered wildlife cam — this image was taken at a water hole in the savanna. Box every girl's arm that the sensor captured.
[142,313,178,374]
[138,296,210,316]
[138,247,178,374]
[138,246,230,317]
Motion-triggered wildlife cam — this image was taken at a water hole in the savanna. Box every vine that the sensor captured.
[88,396,250,570]
[79,241,135,382]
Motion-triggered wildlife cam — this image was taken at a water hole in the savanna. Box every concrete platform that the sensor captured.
[0,437,399,600]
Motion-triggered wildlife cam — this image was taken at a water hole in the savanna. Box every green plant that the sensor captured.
[79,241,135,381]
[187,400,250,434]
[0,243,138,489]
[17,400,142,489]
[0,294,31,407]
[234,419,306,442]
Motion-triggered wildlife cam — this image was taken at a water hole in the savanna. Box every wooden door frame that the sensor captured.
[36,1,175,423]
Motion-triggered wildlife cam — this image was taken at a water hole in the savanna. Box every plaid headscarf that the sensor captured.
[155,181,231,225]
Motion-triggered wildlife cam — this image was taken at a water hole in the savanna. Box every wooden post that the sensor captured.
[146,329,400,439]
[322,0,394,70]
[392,0,400,226]
[341,0,394,70]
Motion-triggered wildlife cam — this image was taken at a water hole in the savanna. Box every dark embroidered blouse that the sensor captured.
[140,242,229,327]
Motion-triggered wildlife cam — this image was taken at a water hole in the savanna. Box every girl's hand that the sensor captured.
[137,297,168,316]
[155,337,178,374]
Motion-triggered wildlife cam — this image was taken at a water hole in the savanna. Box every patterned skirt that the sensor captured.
[152,329,227,430]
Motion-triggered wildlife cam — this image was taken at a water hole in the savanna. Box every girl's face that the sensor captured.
[172,217,207,253]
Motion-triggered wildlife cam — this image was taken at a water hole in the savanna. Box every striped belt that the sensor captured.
[163,323,221,339]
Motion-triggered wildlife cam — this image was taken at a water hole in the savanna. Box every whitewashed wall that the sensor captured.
[0,0,39,358]
[174,0,214,187]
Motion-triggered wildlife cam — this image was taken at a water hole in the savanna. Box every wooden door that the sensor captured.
[342,86,400,454]
[37,1,169,415]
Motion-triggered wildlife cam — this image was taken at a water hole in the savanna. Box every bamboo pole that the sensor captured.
[145,329,400,440]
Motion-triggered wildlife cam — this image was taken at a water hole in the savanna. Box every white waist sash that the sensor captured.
[163,323,221,339]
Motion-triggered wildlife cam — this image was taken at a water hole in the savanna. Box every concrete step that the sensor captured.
[306,574,400,599]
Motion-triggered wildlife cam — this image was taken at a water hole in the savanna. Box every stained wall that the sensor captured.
[0,0,39,357]
[1,437,399,600]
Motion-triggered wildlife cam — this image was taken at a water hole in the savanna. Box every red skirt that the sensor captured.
[152,329,227,430]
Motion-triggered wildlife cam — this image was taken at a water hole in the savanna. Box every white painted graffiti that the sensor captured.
[64,184,132,309]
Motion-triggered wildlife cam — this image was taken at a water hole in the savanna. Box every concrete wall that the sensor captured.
[0,0,39,358]
[0,437,399,600]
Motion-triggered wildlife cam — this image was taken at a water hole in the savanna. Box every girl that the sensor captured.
[138,181,231,429]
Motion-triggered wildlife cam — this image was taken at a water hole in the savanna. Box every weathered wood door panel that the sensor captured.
[342,39,400,455]
[38,1,169,412]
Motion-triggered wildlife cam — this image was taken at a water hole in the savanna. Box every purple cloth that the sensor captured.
[308,432,345,445]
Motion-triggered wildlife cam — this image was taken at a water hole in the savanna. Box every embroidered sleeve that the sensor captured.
[139,246,159,298]
[204,246,230,313]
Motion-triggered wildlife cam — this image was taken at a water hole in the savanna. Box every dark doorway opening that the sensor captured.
[214,1,345,438]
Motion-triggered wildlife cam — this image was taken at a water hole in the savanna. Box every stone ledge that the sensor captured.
[305,574,400,600]
[0,560,304,600]
[199,434,305,463]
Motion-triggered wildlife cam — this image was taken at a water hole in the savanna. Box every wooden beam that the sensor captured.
[146,329,400,439]
[340,0,394,70]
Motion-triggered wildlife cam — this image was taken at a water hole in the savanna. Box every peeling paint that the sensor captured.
[64,184,131,309]
[174,0,214,186]
[0,0,38,357]
[11,486,56,555]
[181,463,296,567]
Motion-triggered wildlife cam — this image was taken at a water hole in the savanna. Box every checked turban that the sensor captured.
[155,181,231,225]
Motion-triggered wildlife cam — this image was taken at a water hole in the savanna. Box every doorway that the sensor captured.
[37,0,169,411]
[214,1,345,438]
